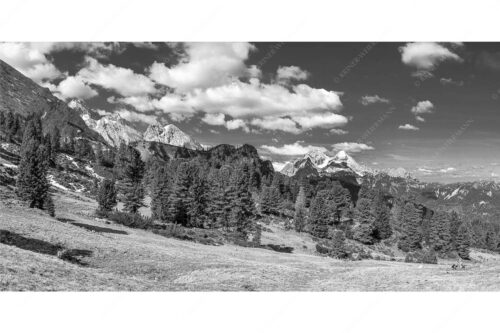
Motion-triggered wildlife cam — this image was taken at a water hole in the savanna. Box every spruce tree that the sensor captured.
[352,198,375,244]
[373,192,392,240]
[228,164,255,237]
[293,186,307,232]
[398,202,422,252]
[168,162,192,226]
[16,119,49,209]
[122,147,145,214]
[97,179,117,215]
[429,211,452,253]
[456,222,471,259]
[308,190,330,239]
[188,169,210,228]
[50,127,61,155]
[260,185,280,215]
[150,164,171,222]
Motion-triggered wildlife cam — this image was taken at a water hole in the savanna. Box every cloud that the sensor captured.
[250,117,301,134]
[418,166,457,174]
[415,116,425,122]
[225,119,249,132]
[276,66,310,83]
[398,124,420,131]
[272,162,287,172]
[260,141,327,156]
[0,42,62,83]
[148,42,257,92]
[115,109,158,125]
[331,142,374,154]
[55,76,98,100]
[329,128,349,135]
[399,42,463,71]
[77,57,156,97]
[411,100,434,114]
[202,113,226,126]
[360,94,390,105]
[440,77,464,87]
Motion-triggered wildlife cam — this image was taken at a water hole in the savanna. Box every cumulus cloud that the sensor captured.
[276,65,310,83]
[399,42,463,71]
[411,100,434,122]
[148,42,257,92]
[331,142,374,154]
[398,124,420,131]
[0,42,62,83]
[418,166,457,174]
[225,119,249,132]
[202,113,226,126]
[260,141,327,156]
[360,94,390,106]
[55,76,98,100]
[77,57,156,97]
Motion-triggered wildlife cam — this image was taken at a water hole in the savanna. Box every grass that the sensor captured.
[1,186,500,291]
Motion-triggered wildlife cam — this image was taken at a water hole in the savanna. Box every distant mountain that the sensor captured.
[0,59,102,142]
[69,100,142,147]
[70,99,203,150]
[143,123,203,150]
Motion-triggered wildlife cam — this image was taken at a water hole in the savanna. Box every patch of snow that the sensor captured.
[445,187,460,200]
[2,163,17,169]
[48,175,70,191]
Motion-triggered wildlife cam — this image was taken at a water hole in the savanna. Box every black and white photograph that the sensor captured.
[1,1,499,332]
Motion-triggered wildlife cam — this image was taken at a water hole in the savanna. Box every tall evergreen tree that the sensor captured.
[429,211,452,253]
[330,229,348,259]
[97,179,117,215]
[188,169,210,228]
[228,164,255,237]
[150,164,171,222]
[16,119,49,209]
[121,147,145,214]
[260,185,281,215]
[449,211,461,251]
[456,222,471,259]
[308,190,330,239]
[352,198,375,244]
[168,162,192,226]
[398,202,422,252]
[293,186,307,232]
[373,191,392,240]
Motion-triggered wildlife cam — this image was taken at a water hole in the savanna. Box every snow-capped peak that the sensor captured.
[304,149,331,168]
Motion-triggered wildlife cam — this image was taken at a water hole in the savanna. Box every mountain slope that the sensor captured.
[143,123,202,150]
[0,60,102,142]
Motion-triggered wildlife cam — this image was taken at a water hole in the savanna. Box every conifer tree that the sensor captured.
[121,147,145,214]
[429,211,452,253]
[188,169,210,228]
[373,192,392,240]
[328,182,350,225]
[449,211,461,250]
[44,193,55,217]
[228,164,255,237]
[97,179,117,215]
[168,162,192,226]
[308,190,330,239]
[293,186,307,232]
[456,222,471,259]
[150,164,171,222]
[16,119,49,209]
[352,198,375,244]
[260,185,281,215]
[398,202,422,252]
[50,127,61,154]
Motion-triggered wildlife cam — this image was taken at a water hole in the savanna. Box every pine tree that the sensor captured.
[373,192,392,240]
[97,179,117,215]
[352,198,375,244]
[308,190,330,239]
[16,119,49,209]
[398,202,422,252]
[121,147,145,214]
[168,162,192,226]
[328,182,350,225]
[429,211,452,253]
[228,164,255,237]
[293,186,307,232]
[449,211,461,250]
[187,169,210,228]
[150,164,171,222]
[44,193,55,217]
[456,222,471,259]
[260,185,280,215]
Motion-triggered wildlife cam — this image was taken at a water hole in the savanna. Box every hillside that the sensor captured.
[2,186,500,291]
[0,60,102,142]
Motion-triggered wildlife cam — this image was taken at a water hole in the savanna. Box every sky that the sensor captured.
[1,41,500,183]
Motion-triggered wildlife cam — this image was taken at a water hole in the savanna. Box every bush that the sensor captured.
[405,249,438,264]
[153,224,225,246]
[107,211,153,229]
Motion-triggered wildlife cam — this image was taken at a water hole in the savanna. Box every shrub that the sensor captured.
[405,249,438,264]
[107,211,153,229]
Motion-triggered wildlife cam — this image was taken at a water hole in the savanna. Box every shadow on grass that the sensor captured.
[71,222,128,235]
[57,217,76,223]
[0,229,93,266]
